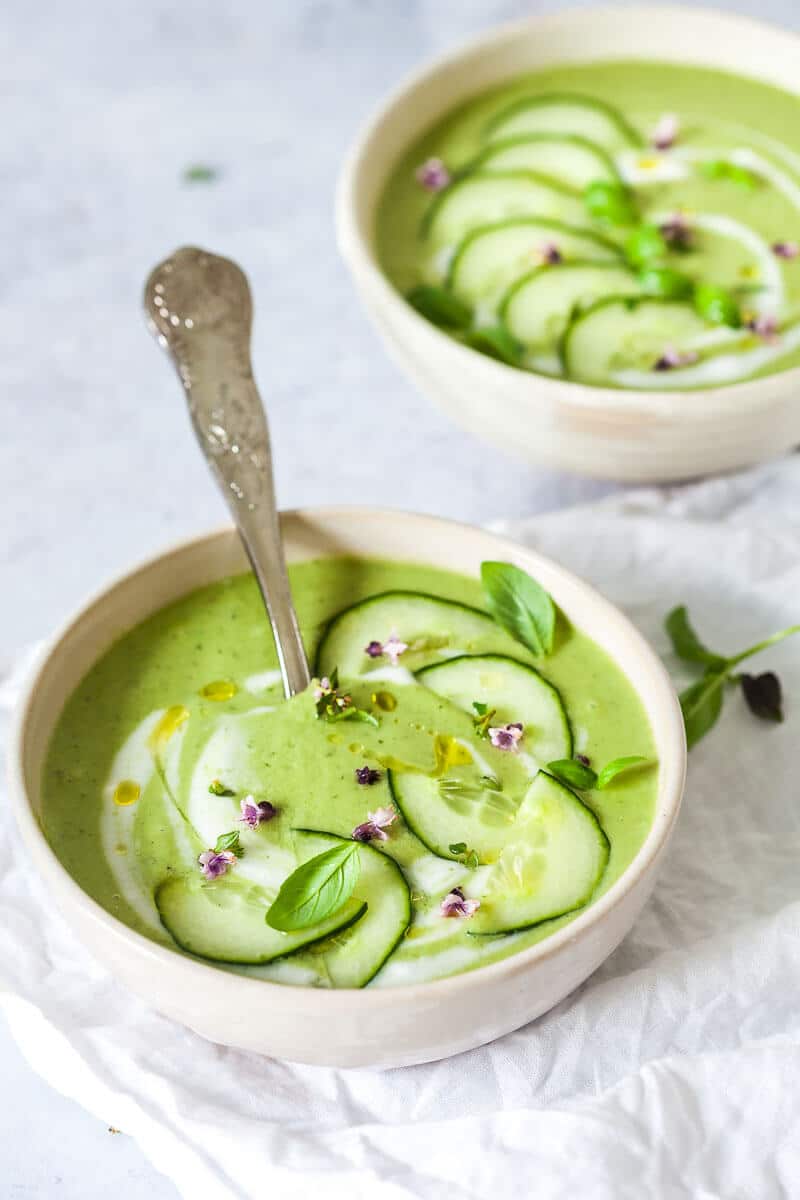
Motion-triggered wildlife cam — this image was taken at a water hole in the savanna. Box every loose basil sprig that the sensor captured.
[665,606,799,748]
[266,842,361,931]
[214,830,244,856]
[547,756,650,791]
[481,561,556,657]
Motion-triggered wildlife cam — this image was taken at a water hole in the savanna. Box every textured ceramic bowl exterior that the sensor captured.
[336,5,800,483]
[9,511,686,1067]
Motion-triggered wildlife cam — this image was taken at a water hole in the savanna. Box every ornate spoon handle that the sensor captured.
[144,246,311,698]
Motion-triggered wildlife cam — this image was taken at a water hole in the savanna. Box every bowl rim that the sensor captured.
[335,2,800,409]
[8,506,686,1007]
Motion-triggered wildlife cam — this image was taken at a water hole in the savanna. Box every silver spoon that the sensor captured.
[143,246,311,698]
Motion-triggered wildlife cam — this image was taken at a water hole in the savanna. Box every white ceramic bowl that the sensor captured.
[9,510,686,1067]
[336,5,800,483]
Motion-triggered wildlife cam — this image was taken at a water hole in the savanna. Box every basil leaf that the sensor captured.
[596,756,650,789]
[481,561,556,657]
[464,326,522,366]
[679,672,726,749]
[665,606,726,668]
[547,758,598,790]
[406,285,471,330]
[266,843,360,931]
[740,672,783,722]
[214,830,244,856]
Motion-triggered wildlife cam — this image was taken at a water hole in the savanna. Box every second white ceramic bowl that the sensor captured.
[337,5,800,482]
[10,509,685,1067]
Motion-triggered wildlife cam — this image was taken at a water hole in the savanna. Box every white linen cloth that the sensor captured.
[2,457,800,1200]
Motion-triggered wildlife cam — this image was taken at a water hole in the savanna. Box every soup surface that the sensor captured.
[43,557,657,987]
[376,61,800,389]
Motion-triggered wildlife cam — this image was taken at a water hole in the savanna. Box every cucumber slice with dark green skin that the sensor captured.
[155,876,367,965]
[469,134,620,191]
[315,591,529,678]
[447,218,622,307]
[484,92,642,151]
[562,295,710,385]
[292,831,411,987]
[389,655,572,863]
[423,170,584,250]
[469,771,610,934]
[499,260,640,357]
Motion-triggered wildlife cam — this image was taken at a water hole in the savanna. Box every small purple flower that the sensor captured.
[575,753,591,767]
[651,113,679,151]
[238,794,277,828]
[364,631,409,667]
[355,765,382,786]
[488,722,524,752]
[653,346,699,372]
[440,886,480,919]
[772,241,799,260]
[659,213,693,250]
[539,241,562,265]
[198,849,236,879]
[415,157,450,192]
[352,805,397,843]
[746,313,780,343]
[313,676,332,702]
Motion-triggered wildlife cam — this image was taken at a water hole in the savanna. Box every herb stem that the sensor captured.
[726,624,800,668]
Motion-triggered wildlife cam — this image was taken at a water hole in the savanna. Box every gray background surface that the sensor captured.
[4,0,798,1194]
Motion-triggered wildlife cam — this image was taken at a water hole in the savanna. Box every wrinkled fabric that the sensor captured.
[2,457,800,1200]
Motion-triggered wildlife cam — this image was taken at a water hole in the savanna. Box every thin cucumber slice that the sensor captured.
[562,295,710,385]
[316,591,527,678]
[389,655,572,863]
[294,831,411,987]
[470,134,620,191]
[424,170,584,250]
[484,92,641,151]
[418,655,572,766]
[155,876,367,965]
[470,771,609,934]
[448,218,621,308]
[500,261,640,357]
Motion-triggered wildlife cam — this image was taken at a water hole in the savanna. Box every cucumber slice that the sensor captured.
[390,655,572,863]
[470,134,619,191]
[294,831,411,987]
[418,655,572,765]
[562,295,709,385]
[155,876,367,965]
[500,261,640,357]
[424,171,584,250]
[316,591,527,678]
[448,218,621,308]
[470,771,609,934]
[484,93,641,151]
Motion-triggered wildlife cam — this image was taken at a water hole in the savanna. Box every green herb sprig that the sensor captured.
[471,700,497,738]
[314,668,379,728]
[481,561,556,657]
[666,606,799,748]
[266,842,361,931]
[547,756,650,791]
[449,842,480,869]
[209,779,235,797]
[214,830,244,856]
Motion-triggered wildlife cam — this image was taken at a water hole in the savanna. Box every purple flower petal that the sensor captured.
[313,676,332,701]
[651,113,679,151]
[539,241,562,265]
[746,313,780,343]
[653,346,699,371]
[238,795,277,828]
[352,820,387,843]
[659,213,693,250]
[440,886,480,918]
[365,641,384,658]
[365,632,408,666]
[368,806,396,829]
[355,765,382,786]
[415,157,450,192]
[772,241,799,260]
[488,722,524,752]
[198,849,236,879]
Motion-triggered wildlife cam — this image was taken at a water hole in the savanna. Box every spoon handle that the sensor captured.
[143,246,311,698]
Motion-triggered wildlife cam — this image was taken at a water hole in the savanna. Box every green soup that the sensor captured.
[42,557,657,987]
[376,60,800,389]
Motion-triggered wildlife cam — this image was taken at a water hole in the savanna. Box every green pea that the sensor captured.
[626,224,669,266]
[693,283,742,328]
[583,180,637,226]
[406,285,471,330]
[638,267,694,300]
